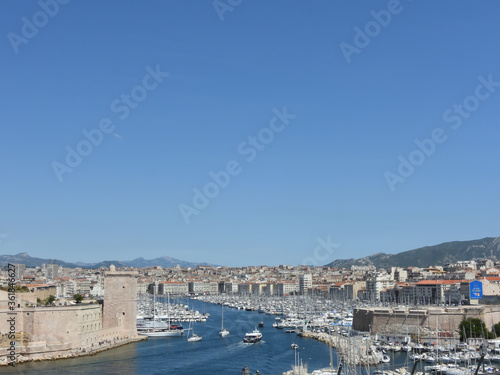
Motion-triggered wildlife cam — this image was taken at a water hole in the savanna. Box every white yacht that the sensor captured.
[243,328,262,343]
[139,327,184,337]
[137,289,184,337]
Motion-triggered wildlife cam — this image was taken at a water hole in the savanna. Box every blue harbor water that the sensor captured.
[1,299,411,375]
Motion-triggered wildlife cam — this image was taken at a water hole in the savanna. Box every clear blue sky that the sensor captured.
[1,1,500,267]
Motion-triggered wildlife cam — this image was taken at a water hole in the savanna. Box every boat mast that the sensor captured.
[152,279,158,331]
[329,332,334,372]
[436,315,439,365]
[167,291,170,328]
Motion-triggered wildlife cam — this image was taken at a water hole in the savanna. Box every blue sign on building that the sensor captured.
[470,280,483,300]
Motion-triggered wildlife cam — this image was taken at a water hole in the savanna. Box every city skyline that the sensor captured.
[2,1,500,267]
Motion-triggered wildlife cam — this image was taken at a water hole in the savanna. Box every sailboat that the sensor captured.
[187,317,202,342]
[219,302,229,337]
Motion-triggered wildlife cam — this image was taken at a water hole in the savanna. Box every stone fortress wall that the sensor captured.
[353,305,500,338]
[0,268,143,364]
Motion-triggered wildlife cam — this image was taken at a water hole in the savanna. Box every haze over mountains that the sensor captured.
[326,237,500,269]
[1,237,499,269]
[0,252,214,269]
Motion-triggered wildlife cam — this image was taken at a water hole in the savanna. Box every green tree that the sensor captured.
[44,295,56,306]
[458,318,492,341]
[73,294,84,303]
[493,322,500,338]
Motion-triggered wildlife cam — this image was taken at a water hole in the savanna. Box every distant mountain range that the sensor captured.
[326,237,500,269]
[4,237,499,270]
[0,252,215,269]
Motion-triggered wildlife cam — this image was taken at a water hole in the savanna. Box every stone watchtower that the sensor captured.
[103,265,139,338]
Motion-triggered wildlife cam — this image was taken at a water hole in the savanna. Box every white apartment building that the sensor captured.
[299,274,312,295]
[366,272,393,302]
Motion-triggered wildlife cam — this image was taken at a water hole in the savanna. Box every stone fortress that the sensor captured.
[353,304,500,340]
[0,266,144,365]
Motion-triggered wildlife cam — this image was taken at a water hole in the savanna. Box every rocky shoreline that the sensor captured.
[298,331,336,346]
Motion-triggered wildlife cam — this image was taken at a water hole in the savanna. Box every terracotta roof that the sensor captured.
[415,280,463,285]
[26,284,51,287]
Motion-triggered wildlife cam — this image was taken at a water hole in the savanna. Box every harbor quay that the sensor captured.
[298,330,383,366]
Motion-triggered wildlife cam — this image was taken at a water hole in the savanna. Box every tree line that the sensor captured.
[458,318,500,340]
